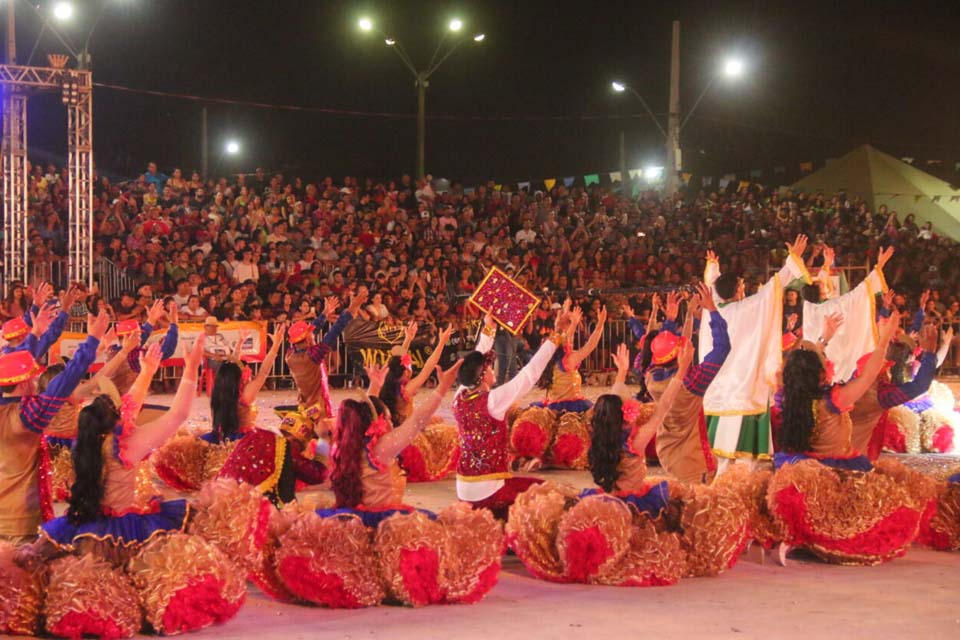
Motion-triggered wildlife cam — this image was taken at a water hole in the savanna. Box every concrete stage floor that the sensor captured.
[137,384,960,640]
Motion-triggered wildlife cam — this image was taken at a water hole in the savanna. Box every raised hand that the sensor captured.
[696,281,716,312]
[184,335,205,372]
[269,323,287,353]
[435,359,465,393]
[364,362,389,390]
[877,246,894,271]
[882,288,895,310]
[665,291,679,322]
[677,339,694,374]
[822,246,835,270]
[166,299,179,325]
[706,249,718,263]
[483,311,497,331]
[919,324,938,354]
[323,295,341,317]
[348,287,369,315]
[824,312,844,343]
[437,323,453,346]
[120,330,139,353]
[879,310,900,344]
[404,321,419,343]
[31,282,54,308]
[919,289,931,312]
[60,284,82,311]
[88,309,111,340]
[596,305,608,326]
[31,305,58,337]
[786,234,809,258]
[140,343,163,373]
[612,343,630,373]
[146,299,165,326]
[785,313,799,333]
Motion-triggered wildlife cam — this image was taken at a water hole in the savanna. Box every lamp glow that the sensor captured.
[358,17,373,32]
[449,18,463,32]
[611,81,626,92]
[473,33,485,42]
[385,37,396,46]
[723,58,744,78]
[53,2,74,20]
[225,141,240,155]
[644,166,663,181]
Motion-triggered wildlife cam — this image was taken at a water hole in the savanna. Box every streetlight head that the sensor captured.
[358,17,373,32]
[611,81,626,93]
[723,58,744,78]
[473,33,485,42]
[225,141,240,155]
[644,166,664,181]
[385,37,396,46]
[53,2,74,21]
[449,18,463,32]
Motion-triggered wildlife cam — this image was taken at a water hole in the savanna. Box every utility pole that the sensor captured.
[665,20,681,197]
[416,72,427,179]
[619,130,628,195]
[201,107,208,179]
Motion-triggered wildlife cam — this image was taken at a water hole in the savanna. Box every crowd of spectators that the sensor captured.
[3,160,959,371]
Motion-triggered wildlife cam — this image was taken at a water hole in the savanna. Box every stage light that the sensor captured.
[473,33,485,42]
[611,81,626,92]
[644,166,663,181]
[358,17,373,32]
[385,37,396,46]
[53,2,74,21]
[723,58,744,78]
[449,18,463,32]
[225,141,240,154]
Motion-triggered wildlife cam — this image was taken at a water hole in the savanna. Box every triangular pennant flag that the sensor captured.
[702,176,713,186]
[774,166,786,174]
[799,161,813,172]
[563,176,576,187]
[681,172,692,185]
[718,178,730,189]
[749,169,762,178]
[932,195,942,202]
[628,169,641,179]
[494,184,502,191]
[584,174,600,187]
[518,181,531,191]
[609,171,622,183]
[901,157,914,164]
[738,180,750,191]
[544,178,556,191]
[913,195,923,202]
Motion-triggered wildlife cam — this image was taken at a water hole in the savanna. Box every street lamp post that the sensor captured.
[359,17,484,179]
[612,20,745,196]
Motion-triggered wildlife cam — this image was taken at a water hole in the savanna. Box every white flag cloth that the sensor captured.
[700,254,811,416]
[802,268,887,383]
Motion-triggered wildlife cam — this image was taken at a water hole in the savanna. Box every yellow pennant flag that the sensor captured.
[544,178,556,191]
[738,180,750,191]
[494,184,502,191]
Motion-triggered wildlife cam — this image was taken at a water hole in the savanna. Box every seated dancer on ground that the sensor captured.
[267,358,505,609]
[510,305,608,471]
[768,311,933,565]
[506,342,749,586]
[378,322,461,482]
[106,299,180,397]
[1,284,80,359]
[0,311,107,544]
[278,289,367,445]
[702,235,811,473]
[453,303,579,519]
[13,338,249,636]
[849,325,939,460]
[644,283,730,484]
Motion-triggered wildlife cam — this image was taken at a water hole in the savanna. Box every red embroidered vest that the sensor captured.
[453,390,508,479]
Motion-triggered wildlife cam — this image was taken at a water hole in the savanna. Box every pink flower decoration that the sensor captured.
[621,399,642,425]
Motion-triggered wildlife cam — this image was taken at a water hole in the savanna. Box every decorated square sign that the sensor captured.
[469,267,541,335]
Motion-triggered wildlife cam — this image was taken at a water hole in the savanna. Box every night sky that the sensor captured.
[12,0,960,184]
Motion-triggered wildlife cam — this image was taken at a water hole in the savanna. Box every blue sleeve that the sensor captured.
[876,306,891,321]
[160,324,179,360]
[892,352,937,404]
[627,317,645,340]
[33,311,68,360]
[682,311,730,396]
[23,306,40,328]
[321,311,353,348]
[661,319,681,336]
[909,310,924,334]
[139,322,153,347]
[39,336,100,400]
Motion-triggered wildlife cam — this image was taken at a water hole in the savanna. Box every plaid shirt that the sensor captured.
[876,351,937,409]
[14,336,99,433]
[683,311,730,397]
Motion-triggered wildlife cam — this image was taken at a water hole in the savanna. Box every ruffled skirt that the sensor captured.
[398,420,460,482]
[41,500,190,551]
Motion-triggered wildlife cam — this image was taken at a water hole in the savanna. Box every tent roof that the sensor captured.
[790,144,960,241]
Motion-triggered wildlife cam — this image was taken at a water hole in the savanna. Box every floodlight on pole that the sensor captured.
[225,140,240,155]
[611,81,626,92]
[473,33,485,42]
[723,57,744,78]
[385,37,396,46]
[358,17,373,32]
[53,2,75,21]
[448,18,463,32]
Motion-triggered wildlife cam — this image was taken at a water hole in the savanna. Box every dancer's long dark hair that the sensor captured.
[887,341,913,386]
[589,394,624,493]
[211,362,242,441]
[378,356,407,427]
[778,350,824,454]
[68,396,120,524]
[331,397,388,508]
